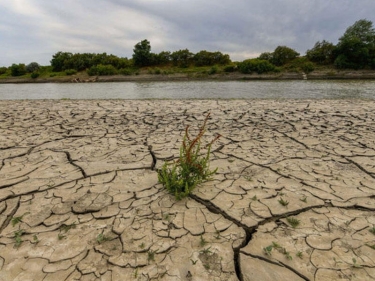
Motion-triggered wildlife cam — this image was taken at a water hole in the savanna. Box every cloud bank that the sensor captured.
[1,0,374,66]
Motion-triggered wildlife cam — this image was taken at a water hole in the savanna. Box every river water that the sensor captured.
[0,80,375,100]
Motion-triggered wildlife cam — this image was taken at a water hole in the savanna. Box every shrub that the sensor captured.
[0,67,7,75]
[119,68,133,75]
[87,64,117,76]
[30,72,39,79]
[26,62,40,73]
[65,69,77,75]
[301,62,315,73]
[223,64,237,72]
[10,63,26,76]
[271,46,300,66]
[208,65,218,75]
[238,59,275,74]
[158,113,220,200]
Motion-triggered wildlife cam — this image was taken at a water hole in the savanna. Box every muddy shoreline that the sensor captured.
[1,100,375,280]
[1,70,375,84]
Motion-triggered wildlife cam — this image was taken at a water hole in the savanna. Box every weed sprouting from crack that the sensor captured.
[11,212,30,227]
[296,251,303,259]
[158,113,221,200]
[97,233,110,244]
[351,258,362,268]
[148,249,157,262]
[263,245,273,256]
[281,248,293,260]
[200,247,212,255]
[200,235,208,247]
[60,222,76,233]
[278,197,289,207]
[13,229,24,249]
[369,226,375,235]
[286,217,301,228]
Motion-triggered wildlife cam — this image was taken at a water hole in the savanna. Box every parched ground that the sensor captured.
[0,99,374,281]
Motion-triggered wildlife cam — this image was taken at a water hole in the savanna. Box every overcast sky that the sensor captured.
[1,0,375,66]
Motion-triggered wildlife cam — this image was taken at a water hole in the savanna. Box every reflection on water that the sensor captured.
[0,80,374,100]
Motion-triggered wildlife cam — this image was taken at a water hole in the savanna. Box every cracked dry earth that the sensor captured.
[0,99,375,281]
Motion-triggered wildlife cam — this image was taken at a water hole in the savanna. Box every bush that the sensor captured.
[301,62,315,73]
[0,67,7,75]
[271,46,300,66]
[223,64,237,72]
[30,72,40,79]
[10,64,26,76]
[119,68,133,75]
[87,64,118,76]
[238,59,275,74]
[65,69,77,75]
[26,62,40,73]
[208,65,218,75]
[158,114,220,200]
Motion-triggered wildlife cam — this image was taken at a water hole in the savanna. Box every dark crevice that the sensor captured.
[0,198,20,233]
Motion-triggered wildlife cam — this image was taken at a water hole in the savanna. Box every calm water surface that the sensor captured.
[0,80,375,100]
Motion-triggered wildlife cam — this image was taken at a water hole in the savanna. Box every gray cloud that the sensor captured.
[1,0,375,66]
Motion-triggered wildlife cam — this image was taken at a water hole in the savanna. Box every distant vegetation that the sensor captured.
[1,19,375,79]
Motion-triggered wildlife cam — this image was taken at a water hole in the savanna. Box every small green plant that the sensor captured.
[11,212,30,227]
[252,195,257,201]
[200,235,208,247]
[147,250,156,262]
[286,217,301,228]
[134,268,138,278]
[263,245,273,256]
[300,196,307,203]
[278,197,289,207]
[14,229,24,248]
[58,233,66,240]
[369,226,375,235]
[351,258,362,268]
[200,247,212,255]
[32,234,40,244]
[272,241,282,249]
[139,242,145,249]
[158,113,220,200]
[282,248,293,260]
[60,222,76,233]
[191,259,198,265]
[296,251,303,259]
[97,233,110,244]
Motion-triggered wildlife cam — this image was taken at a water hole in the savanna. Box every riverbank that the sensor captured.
[1,69,375,83]
[1,99,375,280]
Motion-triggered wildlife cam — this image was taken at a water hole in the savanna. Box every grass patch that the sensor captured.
[286,217,301,228]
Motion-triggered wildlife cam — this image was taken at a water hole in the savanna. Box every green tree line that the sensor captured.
[2,19,375,78]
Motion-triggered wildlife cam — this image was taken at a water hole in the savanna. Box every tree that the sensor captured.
[193,50,231,66]
[238,59,275,74]
[26,62,40,73]
[132,39,152,67]
[306,40,335,65]
[271,46,299,66]
[339,19,375,45]
[258,52,273,61]
[171,49,194,67]
[50,52,73,71]
[10,63,26,76]
[334,19,375,69]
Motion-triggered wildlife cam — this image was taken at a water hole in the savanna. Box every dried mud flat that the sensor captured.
[0,99,375,281]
